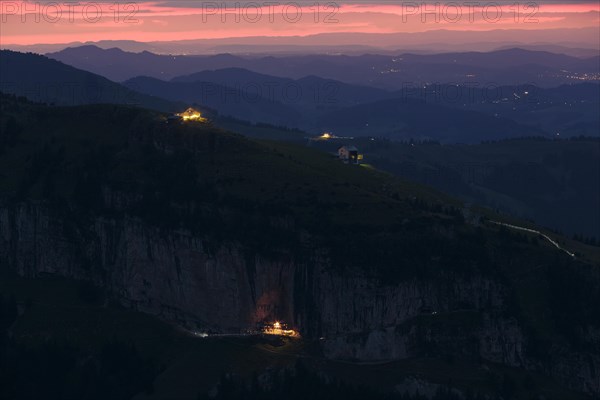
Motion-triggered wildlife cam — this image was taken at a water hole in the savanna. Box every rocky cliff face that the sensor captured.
[1,201,598,395]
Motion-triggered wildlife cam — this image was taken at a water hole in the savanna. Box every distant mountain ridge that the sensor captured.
[169,67,392,107]
[3,26,598,55]
[315,97,546,142]
[127,66,599,142]
[124,76,303,127]
[47,45,600,88]
[126,70,548,142]
[4,49,595,143]
[0,50,181,112]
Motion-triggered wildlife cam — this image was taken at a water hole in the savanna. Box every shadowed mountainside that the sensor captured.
[1,94,599,398]
[311,137,600,239]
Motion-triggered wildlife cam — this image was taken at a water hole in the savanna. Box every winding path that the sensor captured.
[489,220,576,258]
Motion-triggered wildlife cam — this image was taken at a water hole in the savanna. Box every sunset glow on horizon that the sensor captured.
[1,1,599,46]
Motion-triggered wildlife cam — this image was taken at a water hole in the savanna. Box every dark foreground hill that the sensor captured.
[0,94,599,399]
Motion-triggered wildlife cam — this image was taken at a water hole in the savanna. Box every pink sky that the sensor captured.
[1,1,599,45]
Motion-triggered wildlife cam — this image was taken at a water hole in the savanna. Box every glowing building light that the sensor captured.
[177,107,207,122]
[262,321,300,337]
[317,132,337,140]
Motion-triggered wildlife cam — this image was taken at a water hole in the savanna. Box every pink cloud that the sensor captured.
[0,1,598,45]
